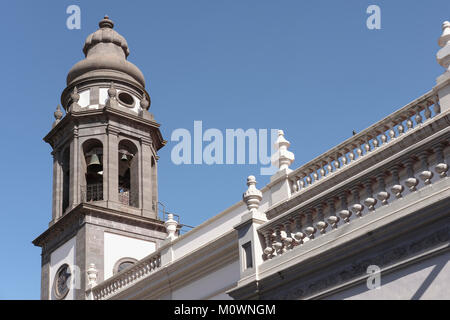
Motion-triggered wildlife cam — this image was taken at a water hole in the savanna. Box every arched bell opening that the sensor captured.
[82,139,104,202]
[118,139,139,208]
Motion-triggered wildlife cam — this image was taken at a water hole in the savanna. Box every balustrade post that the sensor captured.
[304,209,316,240]
[338,191,351,223]
[327,197,340,229]
[263,231,273,260]
[350,185,364,217]
[293,214,305,245]
[272,227,283,255]
[315,203,328,234]
[363,178,377,211]
[376,171,390,205]
[433,142,448,177]
[282,220,294,250]
[390,164,404,198]
[404,158,418,191]
[418,151,433,184]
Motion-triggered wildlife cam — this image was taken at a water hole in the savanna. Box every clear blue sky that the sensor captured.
[0,0,448,299]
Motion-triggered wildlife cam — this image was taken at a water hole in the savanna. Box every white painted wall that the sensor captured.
[172,260,239,300]
[103,232,156,280]
[172,189,270,262]
[78,90,90,108]
[99,88,108,106]
[326,251,450,300]
[49,236,76,300]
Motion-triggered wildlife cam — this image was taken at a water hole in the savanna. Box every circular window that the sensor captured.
[113,257,138,275]
[53,264,71,300]
[118,92,135,108]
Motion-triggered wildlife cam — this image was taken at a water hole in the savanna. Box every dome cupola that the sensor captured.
[66,16,145,89]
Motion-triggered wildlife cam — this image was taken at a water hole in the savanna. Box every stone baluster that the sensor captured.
[341,154,348,166]
[390,165,404,198]
[326,160,333,175]
[350,185,364,217]
[424,103,432,121]
[356,144,363,158]
[372,136,379,149]
[363,178,377,211]
[313,170,319,183]
[348,149,356,162]
[333,158,341,170]
[389,123,396,140]
[380,132,388,146]
[415,107,423,125]
[404,158,418,191]
[319,166,326,178]
[376,171,390,205]
[418,151,433,185]
[273,226,283,255]
[338,191,351,223]
[433,142,448,177]
[433,95,441,115]
[282,220,294,250]
[304,209,316,241]
[315,203,328,234]
[397,121,405,136]
[291,177,299,192]
[327,197,340,229]
[406,116,414,131]
[299,175,306,189]
[305,174,312,186]
[364,139,371,154]
[263,231,273,259]
[293,214,305,245]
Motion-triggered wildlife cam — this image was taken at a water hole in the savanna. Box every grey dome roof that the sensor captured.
[66,16,145,88]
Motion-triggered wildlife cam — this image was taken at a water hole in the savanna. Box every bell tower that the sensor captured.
[33,16,167,300]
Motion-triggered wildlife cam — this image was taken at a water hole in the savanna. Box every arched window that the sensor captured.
[62,147,70,213]
[82,139,104,202]
[118,140,139,208]
[113,257,138,275]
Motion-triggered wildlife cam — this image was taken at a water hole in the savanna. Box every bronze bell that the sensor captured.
[120,153,128,162]
[87,153,102,173]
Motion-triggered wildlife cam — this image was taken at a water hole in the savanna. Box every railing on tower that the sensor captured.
[81,183,104,202]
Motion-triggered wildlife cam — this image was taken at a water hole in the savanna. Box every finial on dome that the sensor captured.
[99,15,114,29]
[140,95,150,110]
[52,105,63,127]
[105,82,119,108]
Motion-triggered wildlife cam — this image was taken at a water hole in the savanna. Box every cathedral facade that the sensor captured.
[33,17,450,300]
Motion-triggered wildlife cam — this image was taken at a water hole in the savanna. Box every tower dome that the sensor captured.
[66,16,146,89]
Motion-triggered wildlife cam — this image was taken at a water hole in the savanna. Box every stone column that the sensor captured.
[69,126,79,209]
[106,126,119,204]
[51,150,61,222]
[141,137,156,218]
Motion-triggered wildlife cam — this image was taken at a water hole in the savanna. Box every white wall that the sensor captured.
[326,251,450,300]
[172,260,240,300]
[103,232,156,279]
[49,236,76,300]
